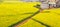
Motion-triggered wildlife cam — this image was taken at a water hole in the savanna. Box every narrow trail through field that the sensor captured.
[9,10,51,27]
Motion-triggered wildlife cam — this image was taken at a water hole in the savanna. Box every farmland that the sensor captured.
[0,1,60,27]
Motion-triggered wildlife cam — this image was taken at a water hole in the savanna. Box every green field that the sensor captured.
[0,1,60,27]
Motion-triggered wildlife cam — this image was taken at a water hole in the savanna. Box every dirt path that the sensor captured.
[14,18,32,27]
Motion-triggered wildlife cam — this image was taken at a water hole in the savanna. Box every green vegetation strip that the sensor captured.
[53,12,60,15]
[32,18,51,27]
[8,10,40,27]
[0,12,34,17]
[9,10,51,27]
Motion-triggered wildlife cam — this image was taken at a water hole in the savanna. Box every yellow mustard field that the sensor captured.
[0,1,60,27]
